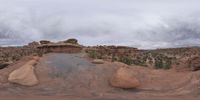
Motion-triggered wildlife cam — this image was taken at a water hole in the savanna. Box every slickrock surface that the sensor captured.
[8,57,39,86]
[110,67,140,88]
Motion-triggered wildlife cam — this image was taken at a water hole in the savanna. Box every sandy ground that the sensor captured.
[0,53,200,100]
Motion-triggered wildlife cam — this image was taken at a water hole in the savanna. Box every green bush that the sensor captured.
[64,38,78,44]
[87,50,102,59]
[88,50,97,58]
[154,56,172,69]
[155,58,163,69]
[132,59,146,66]
[119,56,133,65]
[111,54,118,62]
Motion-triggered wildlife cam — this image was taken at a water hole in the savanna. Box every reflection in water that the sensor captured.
[45,53,95,79]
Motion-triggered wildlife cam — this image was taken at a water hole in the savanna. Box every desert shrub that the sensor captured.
[12,54,21,61]
[148,56,153,65]
[132,59,146,66]
[154,55,172,69]
[130,53,149,67]
[64,38,78,44]
[155,58,163,69]
[88,50,97,58]
[87,50,102,59]
[164,60,172,69]
[119,56,133,65]
[37,51,44,57]
[111,55,117,62]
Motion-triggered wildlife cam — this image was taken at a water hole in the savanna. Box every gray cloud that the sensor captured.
[0,0,200,49]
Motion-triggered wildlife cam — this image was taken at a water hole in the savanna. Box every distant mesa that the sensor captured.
[28,41,40,47]
[39,38,79,45]
[40,40,51,45]
[37,38,82,53]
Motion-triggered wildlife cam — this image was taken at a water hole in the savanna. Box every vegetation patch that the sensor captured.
[119,56,133,65]
[87,50,103,59]
[64,38,78,44]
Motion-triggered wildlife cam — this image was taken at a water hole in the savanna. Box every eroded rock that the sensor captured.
[8,58,39,86]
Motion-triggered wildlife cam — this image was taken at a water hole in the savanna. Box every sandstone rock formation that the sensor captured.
[92,59,104,64]
[110,67,140,89]
[37,43,82,53]
[28,41,40,47]
[8,58,39,86]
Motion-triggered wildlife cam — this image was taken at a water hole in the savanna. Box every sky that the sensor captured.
[0,0,200,49]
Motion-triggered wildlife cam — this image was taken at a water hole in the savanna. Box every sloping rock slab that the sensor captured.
[110,67,140,89]
[8,59,39,86]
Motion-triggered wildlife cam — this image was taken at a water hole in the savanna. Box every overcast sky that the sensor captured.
[0,0,200,49]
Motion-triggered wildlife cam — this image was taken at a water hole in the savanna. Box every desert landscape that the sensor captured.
[0,0,200,100]
[0,38,200,100]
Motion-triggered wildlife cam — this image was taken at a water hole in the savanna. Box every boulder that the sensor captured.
[110,67,140,88]
[8,59,39,86]
[92,59,104,64]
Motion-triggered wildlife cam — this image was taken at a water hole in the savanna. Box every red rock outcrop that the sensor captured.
[37,43,82,53]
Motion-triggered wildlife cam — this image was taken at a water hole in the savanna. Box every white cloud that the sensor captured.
[0,0,200,49]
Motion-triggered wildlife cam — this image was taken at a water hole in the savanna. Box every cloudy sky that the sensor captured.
[0,0,200,49]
